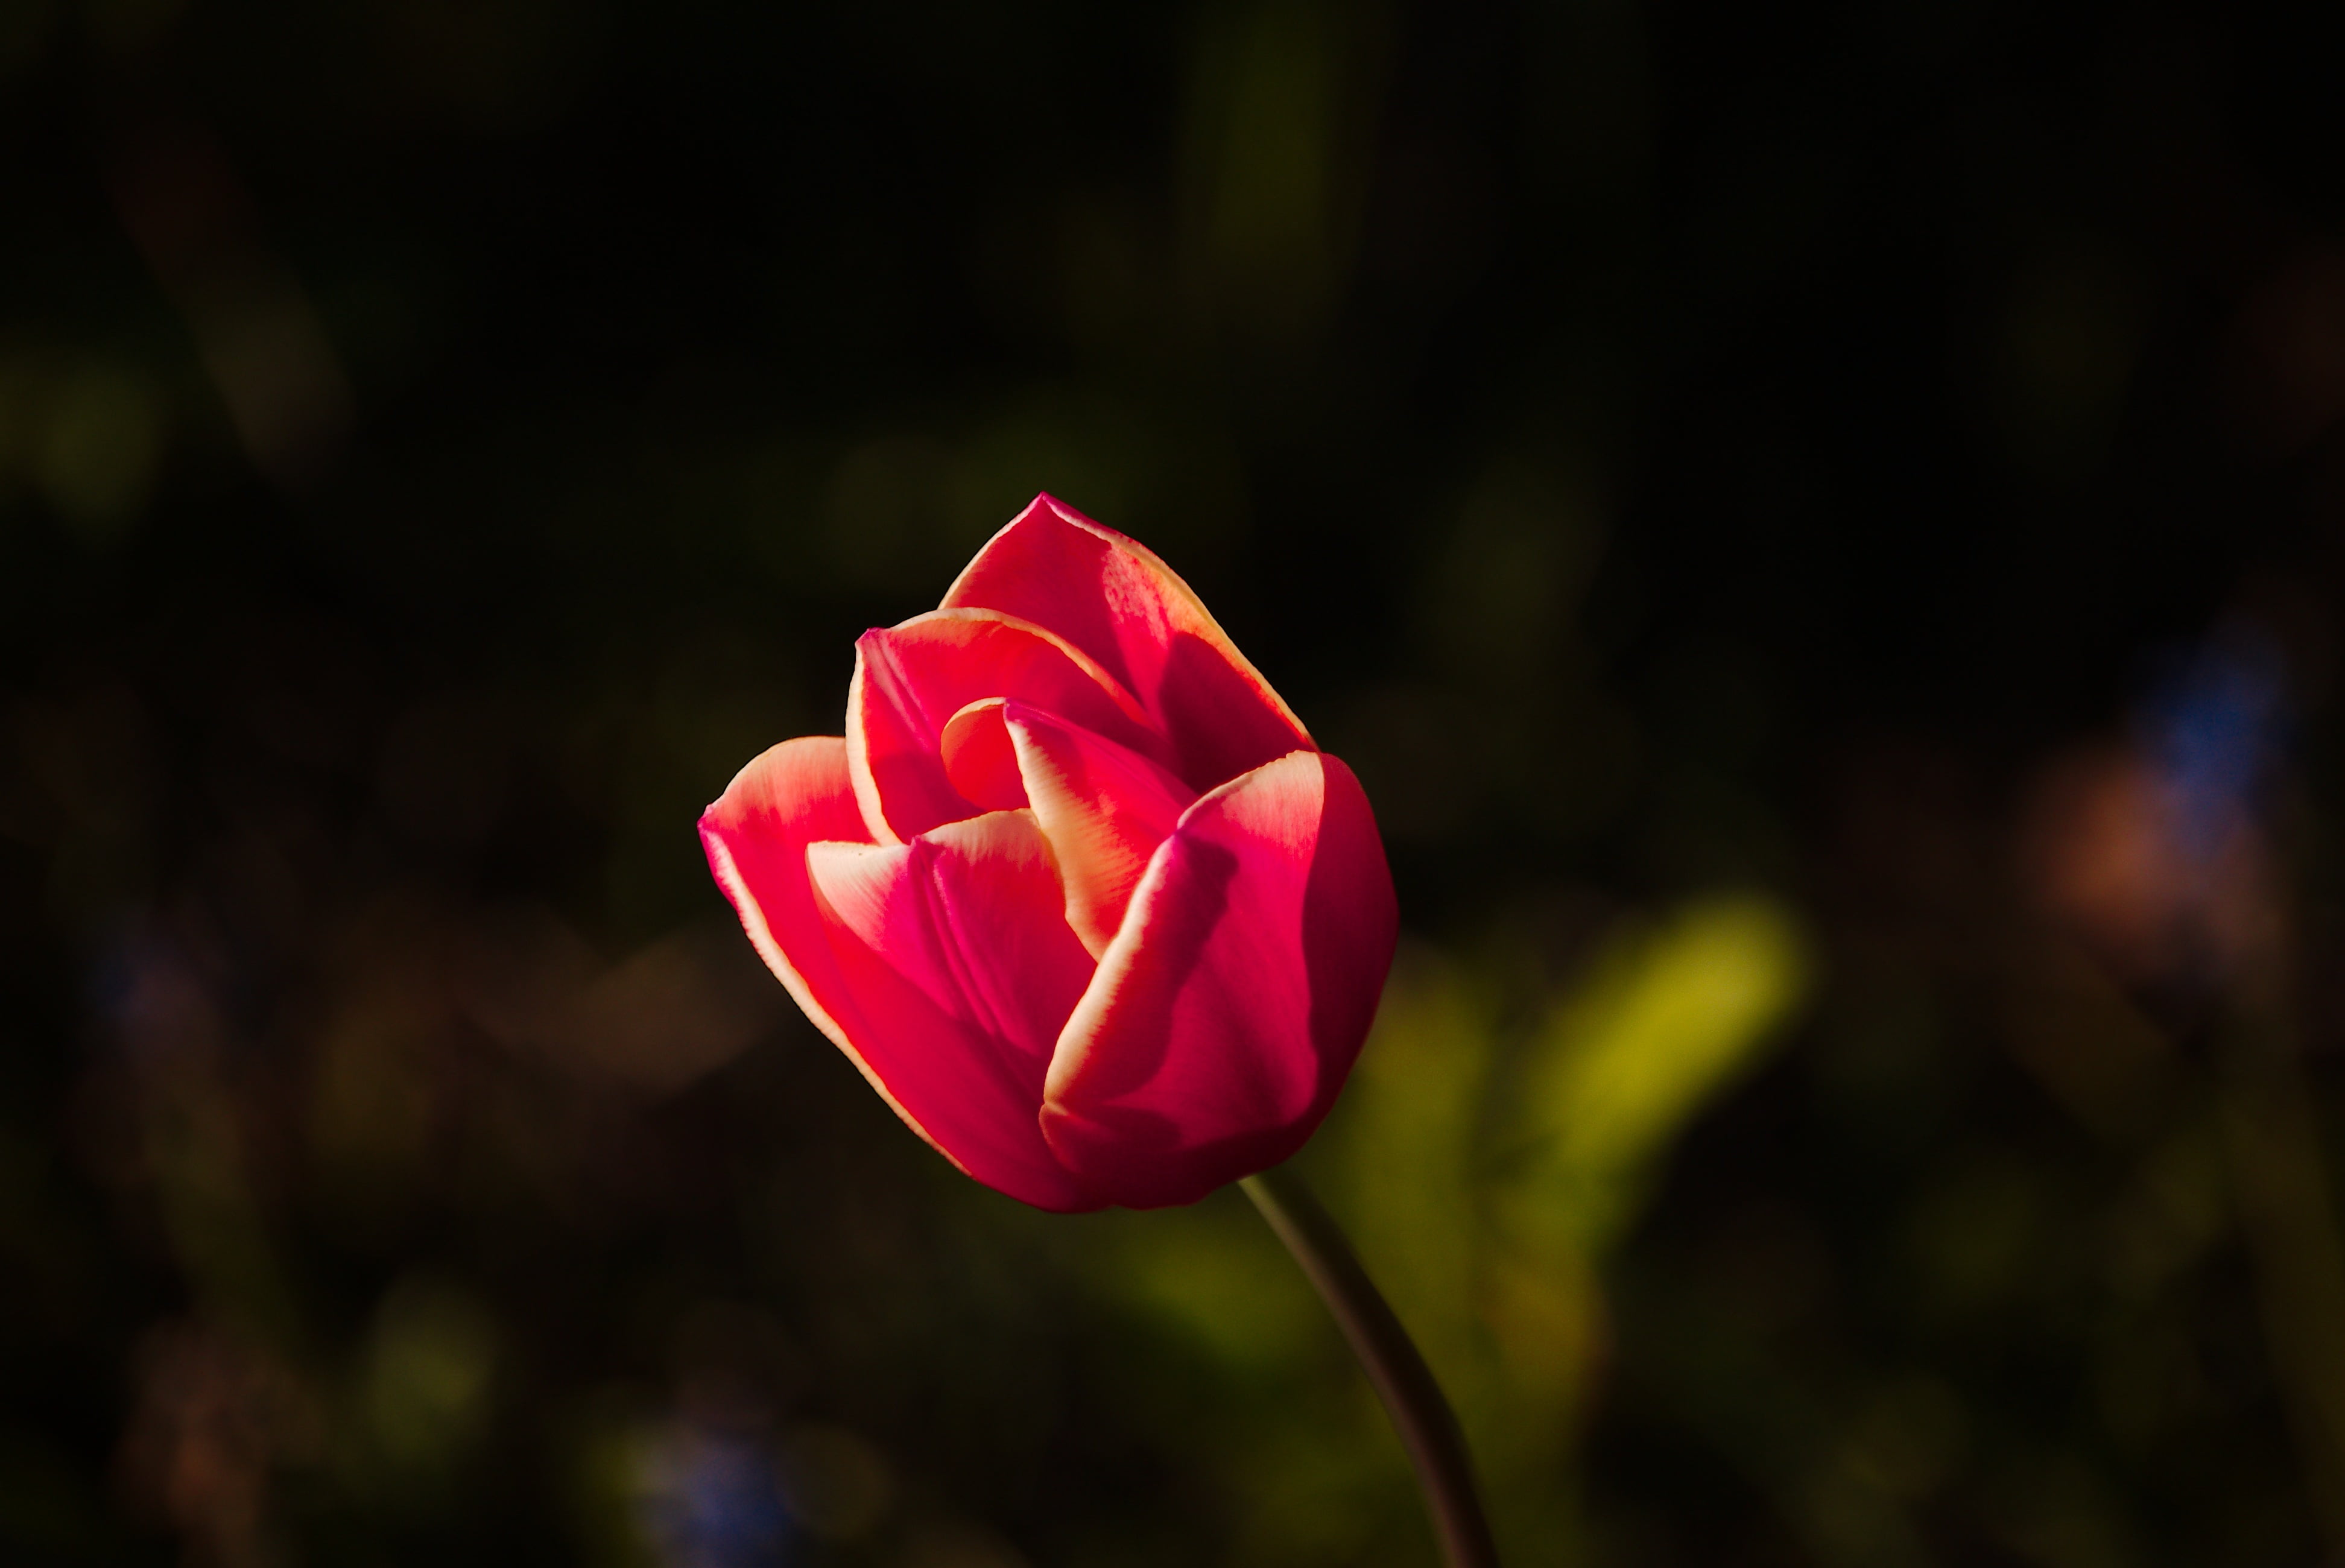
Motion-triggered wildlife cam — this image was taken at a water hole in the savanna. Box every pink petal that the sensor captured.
[1039,750,1397,1207]
[937,699,1028,812]
[847,607,1166,844]
[806,809,1101,1210]
[1001,700,1198,961]
[941,495,1314,790]
[698,735,911,1119]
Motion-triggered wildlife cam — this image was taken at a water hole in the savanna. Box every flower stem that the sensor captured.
[1240,1165,1501,1568]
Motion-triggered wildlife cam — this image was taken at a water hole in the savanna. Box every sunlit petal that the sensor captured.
[1042,750,1396,1207]
[1002,700,1197,961]
[807,809,1100,1210]
[942,495,1313,790]
[847,607,1165,843]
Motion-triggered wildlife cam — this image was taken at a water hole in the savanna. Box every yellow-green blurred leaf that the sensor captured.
[1506,891,1812,1258]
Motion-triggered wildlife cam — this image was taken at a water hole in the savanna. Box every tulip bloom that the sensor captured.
[701,494,1397,1210]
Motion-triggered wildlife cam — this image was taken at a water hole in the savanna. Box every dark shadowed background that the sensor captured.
[4,2,2343,1565]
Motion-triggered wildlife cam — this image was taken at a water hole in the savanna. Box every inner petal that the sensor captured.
[806,808,1093,1088]
[847,608,1167,844]
[939,699,1029,812]
[1003,701,1198,960]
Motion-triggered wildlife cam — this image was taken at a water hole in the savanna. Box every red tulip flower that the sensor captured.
[701,495,1398,1210]
[703,498,1492,1567]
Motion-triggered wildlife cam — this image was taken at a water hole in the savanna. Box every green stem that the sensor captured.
[1241,1165,1502,1568]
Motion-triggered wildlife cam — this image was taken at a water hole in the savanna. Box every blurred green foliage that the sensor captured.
[2,1,2344,1566]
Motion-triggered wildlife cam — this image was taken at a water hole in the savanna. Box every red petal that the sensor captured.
[806,809,1101,1210]
[699,736,923,1127]
[1002,701,1197,961]
[847,607,1165,844]
[938,699,1028,812]
[1040,750,1397,1207]
[941,495,1314,790]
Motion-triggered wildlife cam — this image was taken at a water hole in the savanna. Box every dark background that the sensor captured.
[3,1,2343,1565]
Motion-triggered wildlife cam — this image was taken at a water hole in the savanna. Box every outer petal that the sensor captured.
[847,607,1166,844]
[1001,700,1197,961]
[807,809,1101,1210]
[698,736,907,1119]
[1040,750,1397,1207]
[941,495,1314,790]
